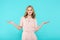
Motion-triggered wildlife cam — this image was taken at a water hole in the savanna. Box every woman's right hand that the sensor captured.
[8,21,14,24]
[8,21,21,30]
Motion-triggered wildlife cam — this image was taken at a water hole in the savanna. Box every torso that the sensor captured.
[22,17,35,32]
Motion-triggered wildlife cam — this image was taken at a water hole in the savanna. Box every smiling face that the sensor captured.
[24,5,35,19]
[26,7,33,16]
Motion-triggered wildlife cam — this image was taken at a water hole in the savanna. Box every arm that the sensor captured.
[8,17,24,30]
[8,21,22,30]
[35,21,49,31]
[35,23,44,31]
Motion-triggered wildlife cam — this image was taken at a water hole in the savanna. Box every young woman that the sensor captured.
[8,5,49,40]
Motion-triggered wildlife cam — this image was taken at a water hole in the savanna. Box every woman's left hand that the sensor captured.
[42,21,49,25]
[35,21,49,31]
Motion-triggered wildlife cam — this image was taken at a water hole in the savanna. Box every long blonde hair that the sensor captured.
[24,5,36,19]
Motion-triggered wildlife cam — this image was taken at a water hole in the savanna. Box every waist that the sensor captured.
[23,30,35,33]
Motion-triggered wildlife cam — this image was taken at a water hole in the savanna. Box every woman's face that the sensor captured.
[27,7,33,16]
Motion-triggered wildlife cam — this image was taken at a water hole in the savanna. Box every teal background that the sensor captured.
[0,0,60,40]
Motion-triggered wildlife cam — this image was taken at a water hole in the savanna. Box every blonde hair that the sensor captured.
[24,5,36,19]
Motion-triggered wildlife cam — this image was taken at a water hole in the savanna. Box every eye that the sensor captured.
[30,9,32,11]
[27,9,32,11]
[27,10,30,11]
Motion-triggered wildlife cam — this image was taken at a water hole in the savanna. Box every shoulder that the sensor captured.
[33,18,36,20]
[33,18,37,22]
[21,16,25,20]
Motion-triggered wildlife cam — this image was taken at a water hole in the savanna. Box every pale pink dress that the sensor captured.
[20,16,38,40]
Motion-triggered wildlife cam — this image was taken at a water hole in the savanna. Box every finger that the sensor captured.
[47,21,50,23]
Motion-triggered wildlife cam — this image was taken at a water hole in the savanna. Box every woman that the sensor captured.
[8,5,49,40]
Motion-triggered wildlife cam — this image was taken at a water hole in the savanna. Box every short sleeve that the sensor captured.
[34,19,38,27]
[20,17,24,27]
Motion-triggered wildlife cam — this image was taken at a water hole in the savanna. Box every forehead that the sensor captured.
[27,7,32,10]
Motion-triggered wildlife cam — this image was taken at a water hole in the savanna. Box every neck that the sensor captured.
[27,15,31,18]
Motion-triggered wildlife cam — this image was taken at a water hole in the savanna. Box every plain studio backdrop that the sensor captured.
[0,0,60,40]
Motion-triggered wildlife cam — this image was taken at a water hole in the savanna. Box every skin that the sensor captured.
[8,7,49,31]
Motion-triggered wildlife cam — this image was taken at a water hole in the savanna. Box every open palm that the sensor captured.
[8,21,14,24]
